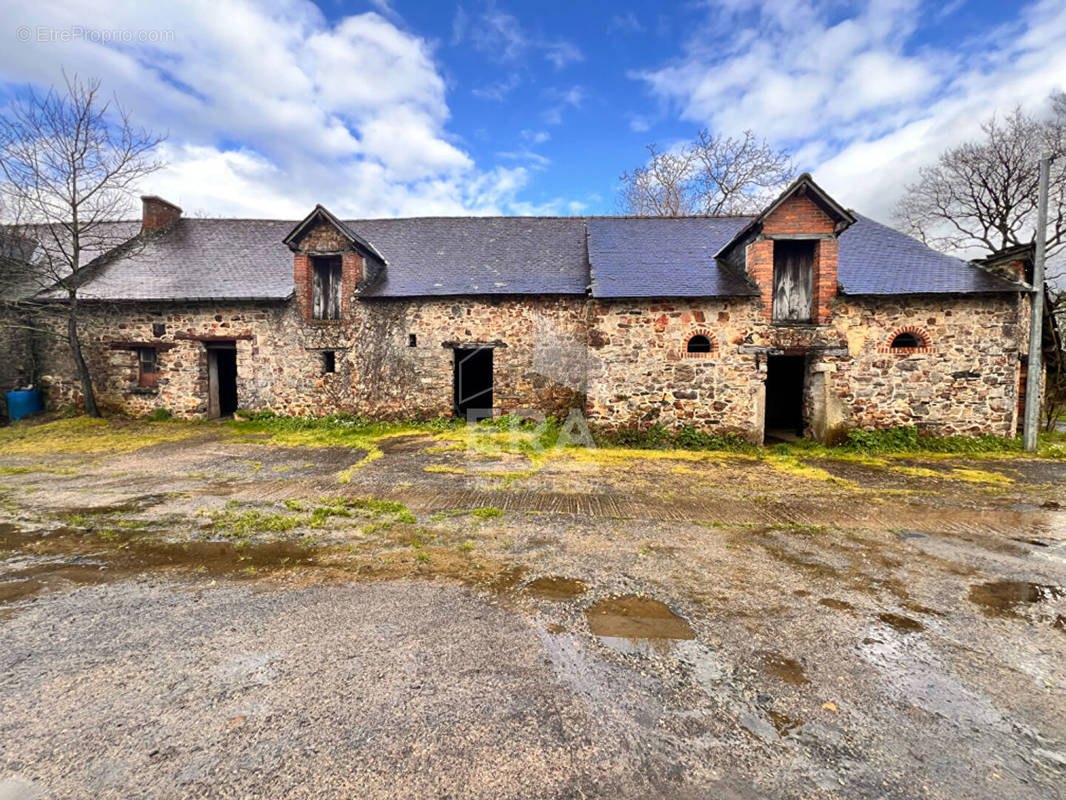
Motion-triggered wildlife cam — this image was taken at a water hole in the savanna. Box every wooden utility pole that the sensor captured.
[1023,155,1050,452]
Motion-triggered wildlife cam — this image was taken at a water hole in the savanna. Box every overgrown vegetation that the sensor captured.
[594,422,757,453]
[838,426,1021,454]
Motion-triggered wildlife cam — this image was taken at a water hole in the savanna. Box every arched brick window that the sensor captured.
[684,330,715,358]
[890,332,921,349]
[881,327,931,353]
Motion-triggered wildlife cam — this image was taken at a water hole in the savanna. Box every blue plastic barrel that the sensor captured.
[6,390,43,421]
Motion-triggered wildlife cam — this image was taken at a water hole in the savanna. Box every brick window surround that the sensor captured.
[682,329,717,358]
[878,326,933,354]
[294,251,364,322]
[744,194,840,325]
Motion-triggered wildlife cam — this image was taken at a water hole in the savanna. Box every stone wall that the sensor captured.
[32,303,284,417]
[25,289,1028,439]
[827,294,1027,437]
[584,292,1027,439]
[585,298,765,436]
[0,307,34,418]
[29,295,587,421]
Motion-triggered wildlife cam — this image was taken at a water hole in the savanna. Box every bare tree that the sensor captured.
[894,94,1066,431]
[0,73,164,416]
[894,98,1066,272]
[619,130,795,216]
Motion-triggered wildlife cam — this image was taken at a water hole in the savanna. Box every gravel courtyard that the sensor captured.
[0,418,1064,799]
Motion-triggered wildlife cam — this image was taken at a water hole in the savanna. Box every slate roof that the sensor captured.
[16,210,1025,302]
[836,216,1023,295]
[355,217,588,296]
[35,219,295,301]
[587,217,756,298]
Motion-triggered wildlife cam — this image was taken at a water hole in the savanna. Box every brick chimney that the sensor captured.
[141,195,183,232]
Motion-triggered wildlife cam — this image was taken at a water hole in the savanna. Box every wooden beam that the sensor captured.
[107,341,179,351]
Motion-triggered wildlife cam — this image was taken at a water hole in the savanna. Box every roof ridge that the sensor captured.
[169,214,757,223]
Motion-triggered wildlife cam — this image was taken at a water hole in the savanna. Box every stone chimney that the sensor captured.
[141,195,183,232]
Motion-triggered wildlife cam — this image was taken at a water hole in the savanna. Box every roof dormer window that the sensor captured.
[772,240,814,323]
[311,256,342,320]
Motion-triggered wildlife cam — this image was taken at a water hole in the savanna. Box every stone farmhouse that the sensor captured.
[3,174,1047,443]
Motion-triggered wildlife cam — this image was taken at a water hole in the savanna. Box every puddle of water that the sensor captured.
[819,598,854,611]
[877,612,925,633]
[758,651,809,685]
[586,595,694,655]
[859,632,1007,730]
[967,580,1066,618]
[766,709,804,737]
[481,565,527,592]
[0,525,317,609]
[523,576,587,601]
[894,530,927,540]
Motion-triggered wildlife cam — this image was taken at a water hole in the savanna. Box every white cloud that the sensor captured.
[541,85,586,125]
[472,73,521,102]
[452,3,582,70]
[521,129,550,144]
[542,41,583,70]
[608,13,644,34]
[496,149,551,169]
[633,0,1066,222]
[0,0,539,217]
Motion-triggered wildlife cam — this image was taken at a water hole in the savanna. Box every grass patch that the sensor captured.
[208,507,302,539]
[308,496,416,530]
[837,426,1019,455]
[227,411,462,483]
[469,506,504,519]
[949,467,1014,485]
[593,423,757,453]
[765,455,856,486]
[0,417,199,456]
[0,464,78,475]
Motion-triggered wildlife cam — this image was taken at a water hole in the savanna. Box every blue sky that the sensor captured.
[0,0,1063,233]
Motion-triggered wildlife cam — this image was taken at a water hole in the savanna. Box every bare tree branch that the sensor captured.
[0,72,165,416]
[618,130,795,217]
[894,97,1066,273]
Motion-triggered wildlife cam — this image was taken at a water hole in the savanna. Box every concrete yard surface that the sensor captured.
[0,418,1064,799]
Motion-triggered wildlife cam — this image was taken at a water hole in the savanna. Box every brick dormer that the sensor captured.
[282,205,385,321]
[718,174,855,325]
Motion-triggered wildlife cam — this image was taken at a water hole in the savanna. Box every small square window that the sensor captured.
[322,351,336,374]
[137,348,158,387]
[408,334,417,347]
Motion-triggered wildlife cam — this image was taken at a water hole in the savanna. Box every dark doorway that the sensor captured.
[764,355,806,441]
[453,347,493,421]
[207,345,238,418]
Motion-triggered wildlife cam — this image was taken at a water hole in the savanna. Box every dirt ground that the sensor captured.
[0,419,1064,799]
